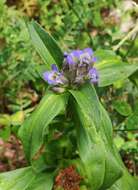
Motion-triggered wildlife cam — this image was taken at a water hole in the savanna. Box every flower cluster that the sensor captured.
[43,48,98,91]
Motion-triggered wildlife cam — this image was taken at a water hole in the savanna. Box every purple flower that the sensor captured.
[83,48,93,56]
[71,50,83,58]
[51,64,58,72]
[64,52,68,57]
[43,65,68,86]
[66,55,74,65]
[79,48,96,65]
[64,50,83,65]
[42,48,99,90]
[88,68,99,84]
[43,71,59,85]
[92,57,97,62]
[64,48,96,67]
[63,48,98,85]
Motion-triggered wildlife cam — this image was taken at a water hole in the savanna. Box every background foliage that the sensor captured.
[0,0,138,177]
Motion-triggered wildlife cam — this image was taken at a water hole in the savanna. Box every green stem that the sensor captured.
[114,128,138,132]
[113,22,138,51]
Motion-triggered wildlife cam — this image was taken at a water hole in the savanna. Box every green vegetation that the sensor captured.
[0,0,138,189]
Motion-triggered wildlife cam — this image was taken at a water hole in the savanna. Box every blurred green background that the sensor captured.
[0,0,138,175]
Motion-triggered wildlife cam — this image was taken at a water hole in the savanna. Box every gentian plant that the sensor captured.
[0,21,138,190]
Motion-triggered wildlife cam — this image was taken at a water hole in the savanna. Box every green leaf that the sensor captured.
[95,50,138,87]
[70,84,122,189]
[125,114,138,130]
[28,21,63,69]
[36,65,48,78]
[108,170,138,190]
[113,100,132,116]
[0,167,54,190]
[70,84,138,190]
[70,83,113,142]
[73,109,106,190]
[18,91,68,162]
[0,167,34,190]
[26,171,54,190]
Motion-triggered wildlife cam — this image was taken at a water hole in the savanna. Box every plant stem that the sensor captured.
[114,128,138,132]
[113,22,138,51]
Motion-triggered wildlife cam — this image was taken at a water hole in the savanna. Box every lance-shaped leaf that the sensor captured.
[70,88,106,190]
[70,84,122,189]
[28,21,63,69]
[18,91,68,162]
[72,102,106,190]
[94,50,138,87]
[0,167,54,190]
